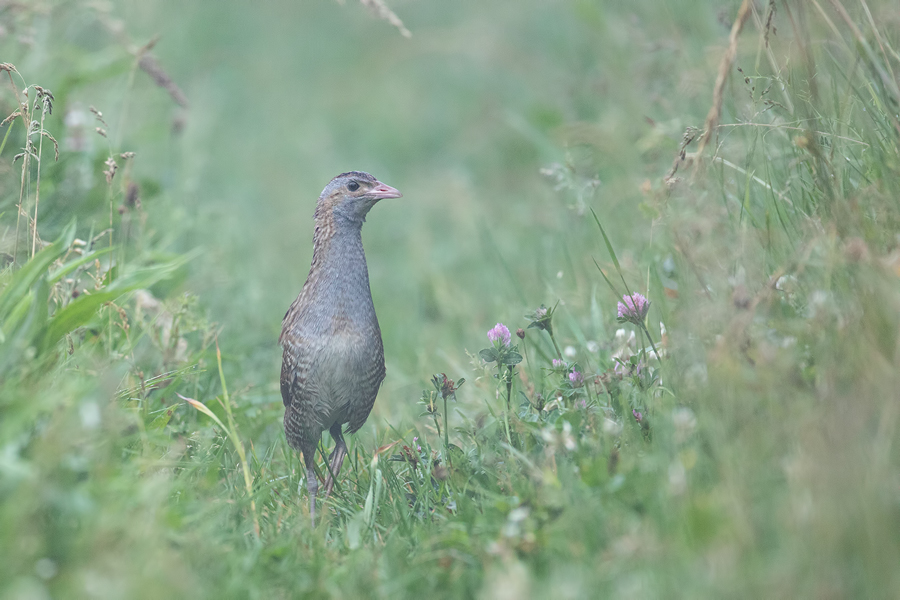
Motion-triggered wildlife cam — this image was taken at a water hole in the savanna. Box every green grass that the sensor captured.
[2,0,900,597]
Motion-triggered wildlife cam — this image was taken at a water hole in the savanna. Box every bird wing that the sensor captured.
[279,286,315,409]
[280,335,326,452]
[280,328,319,409]
[279,349,297,408]
[344,332,386,434]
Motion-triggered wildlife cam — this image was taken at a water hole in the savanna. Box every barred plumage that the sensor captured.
[279,171,400,525]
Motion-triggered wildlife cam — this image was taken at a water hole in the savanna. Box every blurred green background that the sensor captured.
[4,0,900,597]
[25,0,715,386]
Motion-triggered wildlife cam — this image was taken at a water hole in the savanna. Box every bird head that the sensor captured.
[317,171,402,227]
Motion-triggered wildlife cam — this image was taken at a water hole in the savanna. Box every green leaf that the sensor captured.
[148,408,175,431]
[0,220,75,320]
[47,246,113,284]
[180,394,228,430]
[38,288,127,353]
[39,256,192,353]
[502,351,523,366]
[1,290,36,343]
[0,278,50,375]
[346,512,364,550]
[479,348,498,363]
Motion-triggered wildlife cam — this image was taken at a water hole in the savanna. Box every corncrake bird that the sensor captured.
[279,171,401,525]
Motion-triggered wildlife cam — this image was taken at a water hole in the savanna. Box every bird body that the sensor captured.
[279,171,401,524]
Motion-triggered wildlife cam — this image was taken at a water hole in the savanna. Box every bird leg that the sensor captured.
[324,423,348,498]
[303,450,318,526]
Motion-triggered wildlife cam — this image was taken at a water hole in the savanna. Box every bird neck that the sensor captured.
[312,209,365,256]
[308,212,372,300]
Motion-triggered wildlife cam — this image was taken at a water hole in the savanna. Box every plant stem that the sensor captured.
[505,366,513,411]
[520,335,531,374]
[31,108,44,258]
[640,322,663,363]
[638,325,646,366]
[9,73,27,265]
[15,140,26,265]
[501,366,513,446]
[215,338,260,540]
[502,404,512,447]
[108,173,114,274]
[106,171,115,355]
[442,392,450,465]
[548,330,563,360]
[442,394,449,450]
[431,394,442,440]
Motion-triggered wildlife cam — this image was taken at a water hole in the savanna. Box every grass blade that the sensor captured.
[0,120,14,158]
[0,220,75,319]
[590,207,632,296]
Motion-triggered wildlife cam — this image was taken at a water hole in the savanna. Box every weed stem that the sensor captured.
[548,331,563,360]
[31,109,45,258]
[216,338,260,540]
[442,392,450,463]
[640,323,663,363]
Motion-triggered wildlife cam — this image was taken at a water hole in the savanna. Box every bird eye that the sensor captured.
[347,182,360,192]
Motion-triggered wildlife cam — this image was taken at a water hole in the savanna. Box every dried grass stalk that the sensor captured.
[138,54,189,108]
[695,0,752,157]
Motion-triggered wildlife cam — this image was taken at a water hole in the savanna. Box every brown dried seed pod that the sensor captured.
[103,156,118,184]
[138,54,189,108]
[42,131,59,161]
[1,111,21,126]
[125,181,140,209]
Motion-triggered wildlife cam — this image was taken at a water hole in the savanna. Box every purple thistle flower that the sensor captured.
[617,292,651,325]
[569,371,584,387]
[487,323,512,347]
[633,409,643,423]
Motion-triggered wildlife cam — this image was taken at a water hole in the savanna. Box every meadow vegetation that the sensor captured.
[2,0,900,597]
